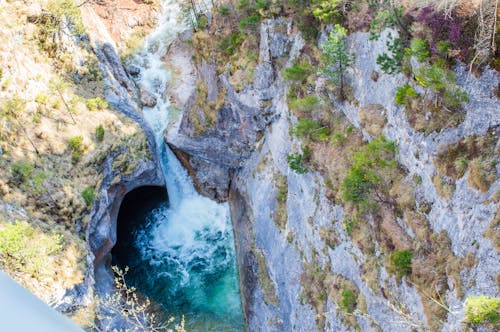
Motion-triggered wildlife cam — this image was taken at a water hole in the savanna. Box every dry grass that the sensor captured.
[300,252,329,331]
[273,172,288,230]
[484,207,500,252]
[253,247,279,306]
[358,104,387,137]
[0,0,151,317]
[434,128,499,192]
[404,210,474,329]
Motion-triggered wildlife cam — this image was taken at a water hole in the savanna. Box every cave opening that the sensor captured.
[111,185,244,331]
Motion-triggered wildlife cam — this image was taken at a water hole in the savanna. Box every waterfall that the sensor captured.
[118,0,244,330]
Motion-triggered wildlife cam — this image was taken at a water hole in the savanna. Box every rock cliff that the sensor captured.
[166,14,499,332]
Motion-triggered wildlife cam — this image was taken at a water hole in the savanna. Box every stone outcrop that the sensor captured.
[166,18,500,331]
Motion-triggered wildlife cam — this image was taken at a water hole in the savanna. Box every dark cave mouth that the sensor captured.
[111,185,244,331]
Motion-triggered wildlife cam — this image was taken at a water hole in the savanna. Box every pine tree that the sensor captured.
[320,24,354,99]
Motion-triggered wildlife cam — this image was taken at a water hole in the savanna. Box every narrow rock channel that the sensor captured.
[110,1,244,330]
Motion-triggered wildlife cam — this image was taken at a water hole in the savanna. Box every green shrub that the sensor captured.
[320,24,354,90]
[86,97,108,111]
[330,132,346,145]
[290,119,330,141]
[95,124,105,142]
[465,296,500,324]
[0,221,62,274]
[436,40,450,56]
[11,162,35,182]
[68,135,83,151]
[340,289,357,313]
[415,64,468,108]
[282,62,312,82]
[395,83,418,106]
[341,136,397,206]
[389,249,413,277]
[376,36,404,74]
[81,187,95,207]
[220,32,243,56]
[68,135,84,162]
[287,153,308,174]
[312,0,341,23]
[239,12,261,31]
[218,5,230,15]
[406,38,430,62]
[289,96,320,112]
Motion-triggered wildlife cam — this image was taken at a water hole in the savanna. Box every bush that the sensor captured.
[287,153,308,174]
[389,249,413,277]
[406,38,430,62]
[312,0,341,23]
[86,97,108,111]
[415,64,468,108]
[68,135,84,161]
[288,96,320,113]
[95,124,105,142]
[11,162,35,182]
[81,187,95,207]
[218,5,230,15]
[290,119,330,141]
[0,221,62,275]
[340,289,357,313]
[220,32,243,56]
[395,83,418,106]
[465,296,500,324]
[282,62,312,82]
[376,36,404,74]
[341,136,397,207]
[68,136,83,149]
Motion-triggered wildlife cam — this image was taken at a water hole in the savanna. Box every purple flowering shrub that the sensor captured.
[416,6,474,61]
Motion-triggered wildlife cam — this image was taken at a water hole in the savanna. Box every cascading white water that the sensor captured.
[116,0,244,330]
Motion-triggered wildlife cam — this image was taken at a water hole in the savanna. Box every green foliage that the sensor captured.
[406,38,430,62]
[290,119,330,141]
[312,0,341,23]
[283,62,313,82]
[415,64,469,107]
[340,289,357,313]
[376,36,404,74]
[81,186,95,207]
[395,83,418,106]
[368,1,404,40]
[238,12,261,31]
[288,96,320,112]
[11,162,35,182]
[436,40,450,56]
[341,136,397,207]
[86,97,108,111]
[220,32,244,56]
[465,296,500,324]
[218,5,231,15]
[287,153,308,174]
[46,0,86,35]
[95,124,105,142]
[0,221,62,275]
[320,24,354,85]
[389,249,413,277]
[68,135,84,162]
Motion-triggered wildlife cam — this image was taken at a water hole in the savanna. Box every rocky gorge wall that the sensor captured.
[166,15,500,332]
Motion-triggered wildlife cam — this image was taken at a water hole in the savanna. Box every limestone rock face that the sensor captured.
[167,20,500,331]
[165,19,294,201]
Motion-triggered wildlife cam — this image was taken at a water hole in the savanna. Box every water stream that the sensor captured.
[111,1,244,330]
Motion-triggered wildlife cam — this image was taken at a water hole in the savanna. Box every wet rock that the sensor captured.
[127,65,141,76]
[139,87,157,107]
